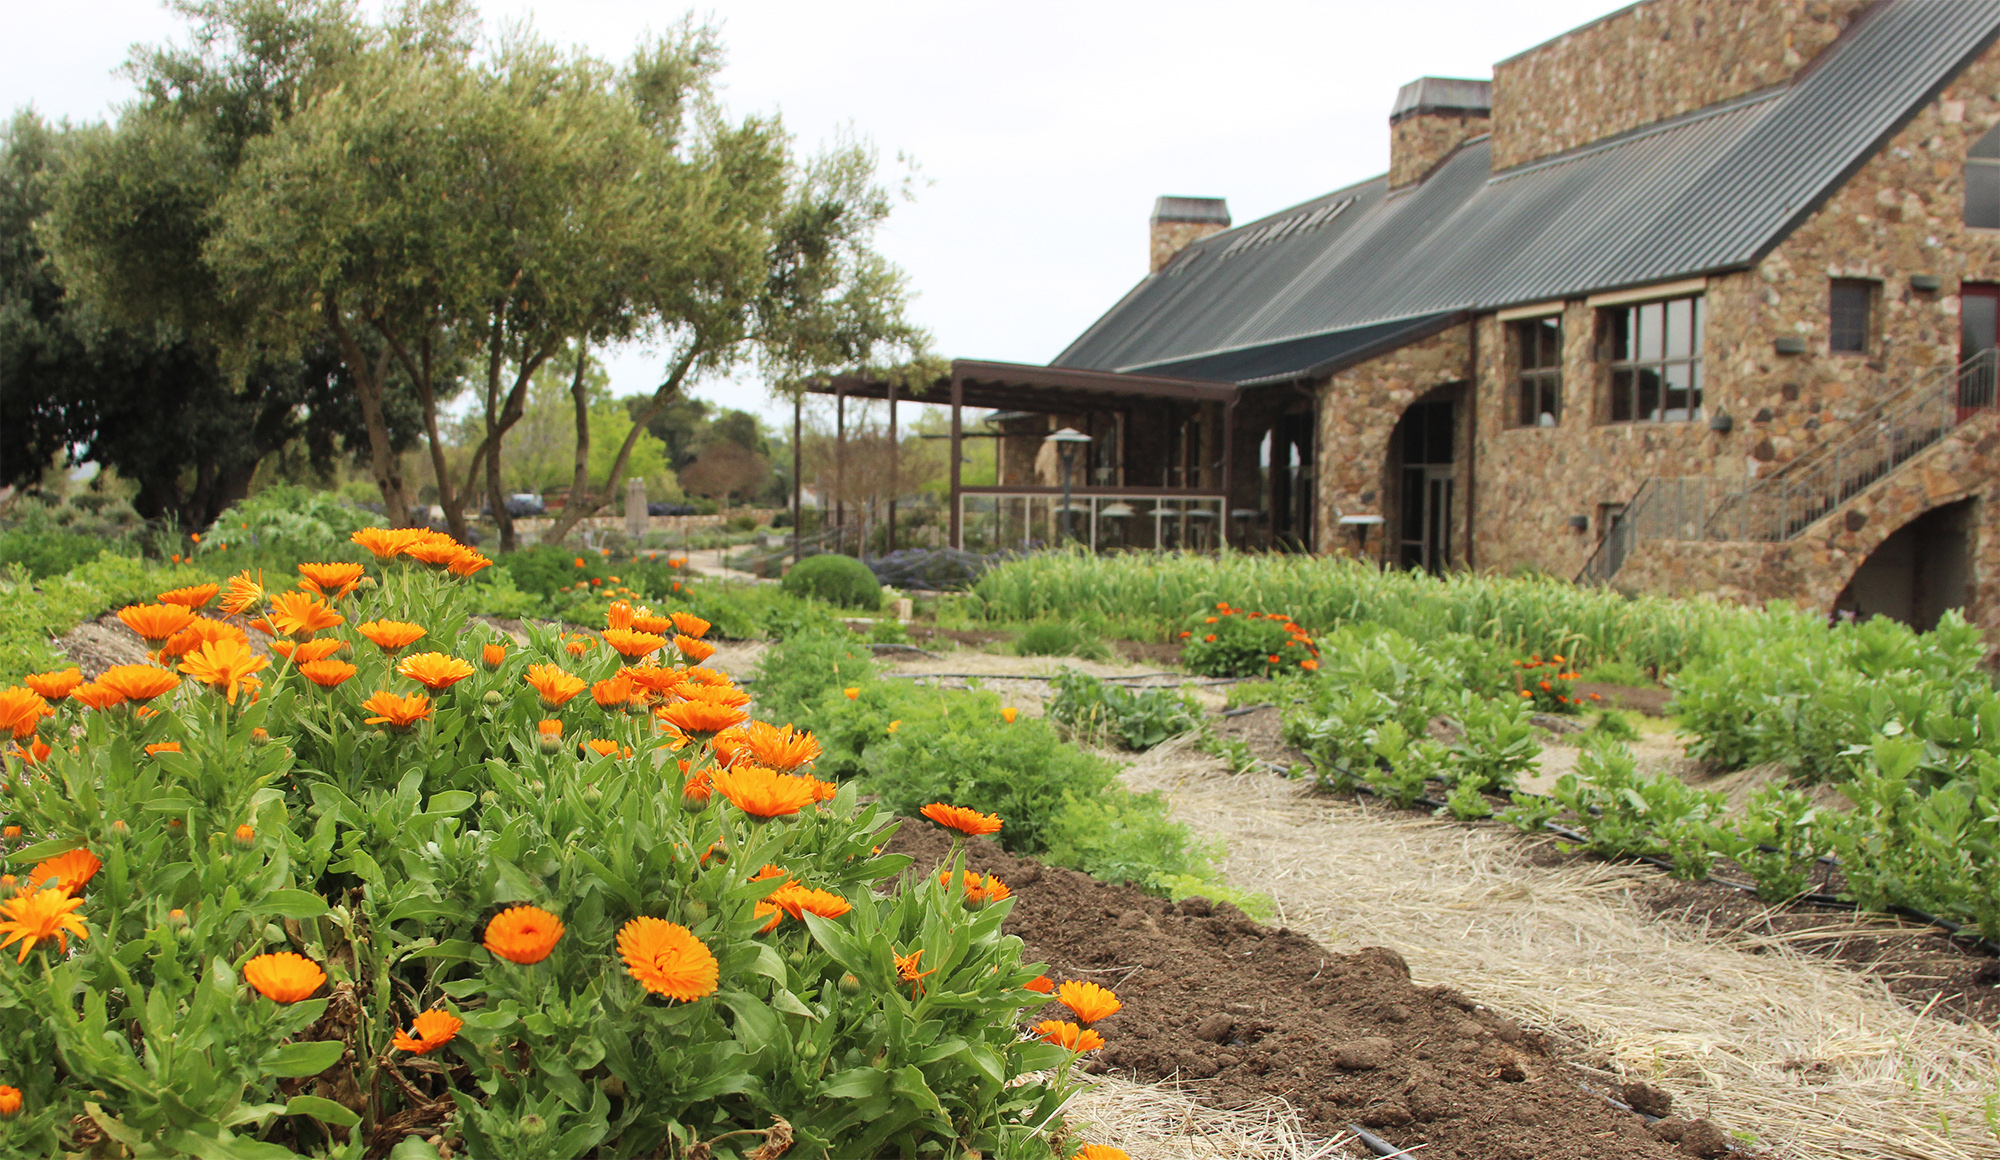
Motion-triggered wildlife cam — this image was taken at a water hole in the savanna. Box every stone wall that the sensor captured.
[1150,220,1228,275]
[1314,325,1472,563]
[1489,0,1868,172]
[1389,112,1490,188]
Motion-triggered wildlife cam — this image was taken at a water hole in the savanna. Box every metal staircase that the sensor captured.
[1580,349,1999,584]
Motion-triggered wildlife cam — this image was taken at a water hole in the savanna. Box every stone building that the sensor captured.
[1017,0,2000,634]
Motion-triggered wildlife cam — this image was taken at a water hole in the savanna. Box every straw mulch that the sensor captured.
[1119,736,2000,1160]
[1061,1074,1362,1160]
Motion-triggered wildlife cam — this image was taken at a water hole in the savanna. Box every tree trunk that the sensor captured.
[385,325,463,539]
[323,300,410,526]
[548,343,595,545]
[543,339,702,544]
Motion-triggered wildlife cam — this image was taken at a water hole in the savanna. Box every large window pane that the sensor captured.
[1610,369,1632,421]
[1637,368,1662,422]
[1610,308,1633,361]
[1638,302,1664,361]
[1663,362,1692,422]
[1665,298,1692,357]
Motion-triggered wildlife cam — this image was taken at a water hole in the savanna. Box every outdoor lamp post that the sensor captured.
[1044,428,1092,544]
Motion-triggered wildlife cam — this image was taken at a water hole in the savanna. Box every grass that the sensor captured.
[973,549,1767,674]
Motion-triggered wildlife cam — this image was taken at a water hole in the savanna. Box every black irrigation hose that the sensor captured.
[1257,757,2000,956]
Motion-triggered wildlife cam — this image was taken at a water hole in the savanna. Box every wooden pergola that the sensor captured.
[794,359,1243,555]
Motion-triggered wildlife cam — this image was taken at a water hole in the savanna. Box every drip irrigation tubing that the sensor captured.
[1249,757,2000,957]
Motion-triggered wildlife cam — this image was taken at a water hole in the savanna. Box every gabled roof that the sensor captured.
[1053,0,2000,385]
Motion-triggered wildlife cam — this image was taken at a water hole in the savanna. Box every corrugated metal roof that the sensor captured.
[1391,77,1492,120]
[1152,196,1231,224]
[1054,0,2000,385]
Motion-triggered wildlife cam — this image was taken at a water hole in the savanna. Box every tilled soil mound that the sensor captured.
[889,824,1703,1160]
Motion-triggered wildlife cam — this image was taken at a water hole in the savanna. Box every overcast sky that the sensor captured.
[4,0,1620,428]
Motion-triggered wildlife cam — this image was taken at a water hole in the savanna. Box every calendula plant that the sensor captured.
[0,528,1091,1158]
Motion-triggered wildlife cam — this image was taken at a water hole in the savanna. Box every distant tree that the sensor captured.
[627,392,711,472]
[679,439,769,509]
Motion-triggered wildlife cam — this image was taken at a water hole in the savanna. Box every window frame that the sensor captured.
[1510,316,1564,427]
[1601,294,1705,425]
[1828,278,1875,356]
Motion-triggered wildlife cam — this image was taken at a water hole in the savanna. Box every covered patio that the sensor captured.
[798,359,1300,553]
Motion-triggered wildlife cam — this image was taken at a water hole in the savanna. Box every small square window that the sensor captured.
[1830,280,1873,354]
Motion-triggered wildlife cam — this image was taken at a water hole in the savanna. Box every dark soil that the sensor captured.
[889,824,1698,1160]
[904,626,1014,649]
[1111,639,1183,666]
[1211,702,2000,1033]
[1574,682,1673,717]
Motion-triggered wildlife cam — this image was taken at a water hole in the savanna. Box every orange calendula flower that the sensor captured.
[536,719,563,737]
[843,687,860,700]
[669,611,711,639]
[601,628,667,660]
[351,527,419,559]
[9,739,51,766]
[582,738,624,758]
[68,683,125,711]
[145,742,181,756]
[0,687,51,739]
[656,698,747,737]
[764,881,853,920]
[712,764,819,819]
[1001,707,1018,724]
[0,888,88,962]
[399,538,461,568]
[1074,1146,1130,1160]
[118,603,197,645]
[392,1009,464,1055]
[681,764,712,806]
[243,952,325,1002]
[894,947,938,998]
[631,612,673,635]
[95,665,180,704]
[591,675,637,710]
[217,571,265,615]
[525,663,587,709]
[179,637,271,703]
[448,550,494,577]
[714,721,821,772]
[360,690,432,730]
[160,618,250,660]
[1300,658,1319,671]
[0,1085,19,1116]
[605,601,638,631]
[1034,1020,1105,1052]
[484,905,563,964]
[357,620,427,652]
[267,591,344,639]
[396,652,474,691]
[299,659,358,688]
[156,583,220,609]
[272,637,346,664]
[482,643,507,669]
[920,802,1003,837]
[565,639,590,657]
[1057,980,1121,1024]
[675,634,716,663]
[618,917,720,1001]
[22,667,83,703]
[297,562,365,598]
[1025,975,1055,994]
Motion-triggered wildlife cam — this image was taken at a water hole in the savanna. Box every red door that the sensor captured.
[1964,284,1999,417]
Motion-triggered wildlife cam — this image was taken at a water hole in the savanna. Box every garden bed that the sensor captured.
[890,823,1693,1160]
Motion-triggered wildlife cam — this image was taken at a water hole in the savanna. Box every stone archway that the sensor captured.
[1830,496,1977,629]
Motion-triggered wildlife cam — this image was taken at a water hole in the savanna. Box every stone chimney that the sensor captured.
[1150,196,1231,273]
[1389,77,1492,188]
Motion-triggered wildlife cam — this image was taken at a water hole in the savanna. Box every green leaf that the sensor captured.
[424,790,476,815]
[771,987,817,1020]
[284,1095,361,1128]
[258,889,330,919]
[819,1068,889,1100]
[260,1040,344,1078]
[388,1137,443,1160]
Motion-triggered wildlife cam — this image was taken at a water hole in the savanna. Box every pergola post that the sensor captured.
[949,374,963,549]
[887,381,899,553]
[791,391,803,566]
[833,383,846,551]
[1220,395,1237,549]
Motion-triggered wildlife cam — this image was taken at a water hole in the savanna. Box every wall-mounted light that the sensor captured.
[1567,515,1590,531]
[1708,411,1734,433]
[1773,336,1809,355]
[1910,274,1941,292]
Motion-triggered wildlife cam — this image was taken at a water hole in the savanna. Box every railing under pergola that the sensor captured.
[794,359,1244,557]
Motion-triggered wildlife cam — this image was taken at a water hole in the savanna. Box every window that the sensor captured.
[1512,317,1562,426]
[1970,123,2000,230]
[1829,280,1874,354]
[1605,295,1703,423]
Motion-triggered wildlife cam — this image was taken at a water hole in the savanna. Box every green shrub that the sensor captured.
[1042,789,1216,890]
[863,699,1119,856]
[676,581,840,641]
[868,618,911,645]
[198,484,375,569]
[0,553,210,683]
[781,553,881,610]
[748,630,879,730]
[1013,620,1109,661]
[1576,658,1650,686]
[500,543,610,600]
[0,529,131,579]
[1046,670,1200,750]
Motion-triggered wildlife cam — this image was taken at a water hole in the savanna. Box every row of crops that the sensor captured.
[973,553,2000,943]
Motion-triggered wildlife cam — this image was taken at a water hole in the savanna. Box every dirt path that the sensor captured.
[1116,736,2000,1160]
